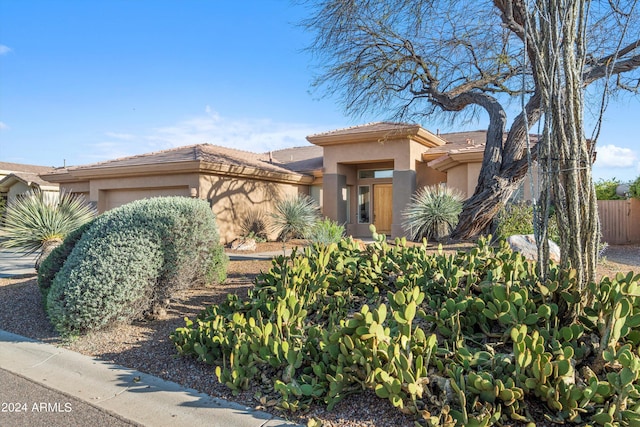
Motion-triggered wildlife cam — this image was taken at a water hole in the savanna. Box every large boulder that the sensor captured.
[506,234,561,263]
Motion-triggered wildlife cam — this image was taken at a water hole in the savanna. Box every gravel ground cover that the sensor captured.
[0,242,638,427]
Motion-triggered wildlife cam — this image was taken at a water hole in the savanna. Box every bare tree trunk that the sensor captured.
[451,92,542,240]
[530,0,599,295]
[452,160,527,239]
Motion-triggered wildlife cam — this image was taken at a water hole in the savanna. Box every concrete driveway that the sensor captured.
[0,249,38,278]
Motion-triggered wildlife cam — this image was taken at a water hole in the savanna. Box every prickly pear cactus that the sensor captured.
[171,234,640,426]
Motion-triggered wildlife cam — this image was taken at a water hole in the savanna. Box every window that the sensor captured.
[358,169,393,179]
[343,187,350,223]
[358,186,370,223]
[310,185,323,209]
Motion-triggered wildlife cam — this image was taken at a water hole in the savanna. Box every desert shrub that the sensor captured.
[630,175,640,199]
[0,189,96,254]
[305,218,344,245]
[173,234,640,425]
[46,197,227,336]
[206,245,228,285]
[37,220,93,299]
[270,194,320,241]
[496,202,560,243]
[595,178,623,200]
[239,209,268,242]
[401,184,464,241]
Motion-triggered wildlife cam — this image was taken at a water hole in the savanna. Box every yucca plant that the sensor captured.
[269,194,320,241]
[401,184,464,241]
[0,196,6,221]
[0,190,96,267]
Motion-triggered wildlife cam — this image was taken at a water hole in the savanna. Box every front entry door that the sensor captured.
[373,184,393,235]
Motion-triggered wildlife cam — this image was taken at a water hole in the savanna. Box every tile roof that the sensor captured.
[7,172,57,187]
[307,121,419,138]
[423,130,488,156]
[0,171,60,192]
[425,130,539,156]
[268,145,323,173]
[0,162,55,175]
[60,144,310,176]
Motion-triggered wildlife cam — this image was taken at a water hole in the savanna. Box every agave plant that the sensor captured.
[0,190,96,266]
[269,194,320,241]
[401,184,464,241]
[239,209,269,242]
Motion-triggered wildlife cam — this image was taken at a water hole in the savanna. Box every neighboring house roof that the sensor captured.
[269,145,323,174]
[422,130,488,159]
[421,130,488,169]
[42,144,314,185]
[0,172,60,192]
[0,161,55,176]
[0,162,59,193]
[424,130,539,170]
[307,121,446,148]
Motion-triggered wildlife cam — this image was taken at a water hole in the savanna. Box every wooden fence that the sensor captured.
[598,199,640,245]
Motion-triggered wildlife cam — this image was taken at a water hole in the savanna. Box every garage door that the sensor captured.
[103,187,191,211]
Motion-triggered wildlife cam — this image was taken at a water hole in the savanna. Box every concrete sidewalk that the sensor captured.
[0,330,300,427]
[0,249,37,278]
[0,248,290,277]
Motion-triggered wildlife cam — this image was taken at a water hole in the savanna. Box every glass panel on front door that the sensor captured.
[358,186,370,223]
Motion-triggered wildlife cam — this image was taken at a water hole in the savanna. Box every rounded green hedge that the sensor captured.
[38,221,94,300]
[46,197,227,336]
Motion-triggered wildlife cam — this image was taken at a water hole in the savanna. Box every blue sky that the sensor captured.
[0,0,638,183]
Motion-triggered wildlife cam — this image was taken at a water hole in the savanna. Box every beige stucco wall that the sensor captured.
[416,163,447,189]
[7,181,31,201]
[61,181,90,200]
[323,139,413,174]
[85,173,200,212]
[59,171,311,243]
[446,164,469,198]
[321,138,431,239]
[101,187,191,211]
[199,174,308,243]
[466,163,482,197]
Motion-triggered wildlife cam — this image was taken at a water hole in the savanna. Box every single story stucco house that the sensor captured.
[41,122,537,243]
[0,162,60,206]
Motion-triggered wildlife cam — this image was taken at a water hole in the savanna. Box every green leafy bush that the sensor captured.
[0,189,96,254]
[496,202,560,243]
[595,178,623,200]
[47,197,227,336]
[630,175,640,200]
[270,194,320,241]
[172,235,640,426]
[305,218,344,245]
[401,184,464,241]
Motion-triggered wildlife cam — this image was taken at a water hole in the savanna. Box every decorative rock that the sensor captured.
[230,238,257,252]
[351,238,367,251]
[506,234,561,263]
